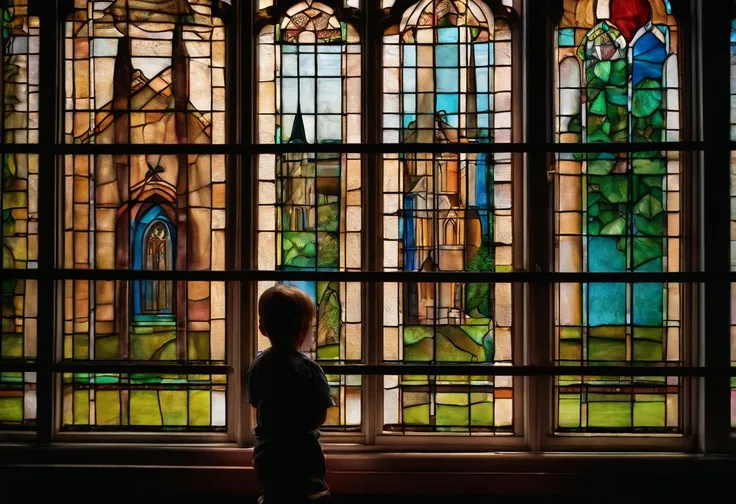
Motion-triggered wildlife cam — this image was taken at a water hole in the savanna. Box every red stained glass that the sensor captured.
[611,0,652,41]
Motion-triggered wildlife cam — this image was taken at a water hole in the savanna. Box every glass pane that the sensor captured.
[2,1,39,362]
[0,372,36,431]
[62,3,227,370]
[381,0,514,434]
[256,2,362,431]
[61,373,226,432]
[554,0,681,433]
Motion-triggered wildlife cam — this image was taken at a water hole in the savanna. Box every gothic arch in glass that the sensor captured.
[61,0,229,431]
[554,0,682,433]
[382,0,516,434]
[256,0,362,430]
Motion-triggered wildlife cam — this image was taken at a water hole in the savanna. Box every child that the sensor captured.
[247,285,335,503]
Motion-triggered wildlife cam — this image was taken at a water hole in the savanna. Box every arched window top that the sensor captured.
[257,1,360,43]
[560,0,675,33]
[399,0,495,33]
[281,0,357,42]
[66,0,226,30]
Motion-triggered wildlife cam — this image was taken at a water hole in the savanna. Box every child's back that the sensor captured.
[247,285,335,502]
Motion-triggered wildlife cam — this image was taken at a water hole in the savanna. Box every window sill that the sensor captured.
[1,443,735,495]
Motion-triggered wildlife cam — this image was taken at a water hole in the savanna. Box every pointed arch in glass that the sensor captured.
[61,0,228,431]
[381,0,515,434]
[554,0,681,433]
[0,0,38,431]
[256,1,362,430]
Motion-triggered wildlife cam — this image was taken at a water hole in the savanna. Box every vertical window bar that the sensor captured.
[239,0,255,446]
[364,0,381,445]
[36,0,59,444]
[700,0,732,453]
[526,0,553,450]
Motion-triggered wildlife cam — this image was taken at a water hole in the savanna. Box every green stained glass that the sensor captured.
[61,374,226,431]
[0,372,36,430]
[555,1,681,433]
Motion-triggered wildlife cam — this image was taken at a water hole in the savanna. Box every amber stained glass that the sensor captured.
[63,1,227,369]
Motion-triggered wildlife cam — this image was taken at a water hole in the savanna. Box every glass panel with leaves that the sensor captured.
[1,0,38,431]
[61,0,227,432]
[256,1,362,430]
[382,0,514,434]
[554,0,681,433]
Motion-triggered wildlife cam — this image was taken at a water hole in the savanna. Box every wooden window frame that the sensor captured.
[0,0,734,456]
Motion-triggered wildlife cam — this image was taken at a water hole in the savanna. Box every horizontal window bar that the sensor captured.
[318,365,733,377]
[0,361,231,374]
[2,361,732,377]
[0,142,706,155]
[0,269,725,283]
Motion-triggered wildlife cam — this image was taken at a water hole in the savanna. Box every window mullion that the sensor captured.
[363,1,382,446]
[525,0,554,452]
[699,0,732,454]
[237,0,255,447]
[35,0,60,445]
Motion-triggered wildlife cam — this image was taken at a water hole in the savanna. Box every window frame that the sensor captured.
[535,0,701,452]
[0,0,733,454]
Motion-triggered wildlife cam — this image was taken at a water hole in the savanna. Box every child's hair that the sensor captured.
[258,284,314,350]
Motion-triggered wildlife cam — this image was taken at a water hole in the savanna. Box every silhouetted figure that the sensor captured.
[247,285,335,503]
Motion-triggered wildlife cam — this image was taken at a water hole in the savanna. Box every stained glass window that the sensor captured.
[61,0,227,431]
[256,1,362,430]
[554,0,681,433]
[0,0,38,431]
[382,0,515,433]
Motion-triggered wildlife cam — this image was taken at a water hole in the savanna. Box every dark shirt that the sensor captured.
[246,346,335,446]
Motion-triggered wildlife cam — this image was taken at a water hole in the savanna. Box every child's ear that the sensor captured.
[258,321,265,336]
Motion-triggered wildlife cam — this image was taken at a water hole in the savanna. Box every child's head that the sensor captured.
[258,284,314,351]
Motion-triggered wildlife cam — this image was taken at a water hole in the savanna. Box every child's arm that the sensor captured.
[306,361,336,430]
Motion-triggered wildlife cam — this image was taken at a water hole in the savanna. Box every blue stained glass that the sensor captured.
[588,237,626,272]
[403,69,416,92]
[588,283,626,326]
[559,28,576,47]
[435,45,458,67]
[403,114,416,128]
[403,94,416,113]
[474,43,491,66]
[403,46,416,67]
[283,280,317,302]
[475,154,489,209]
[632,32,666,86]
[299,53,316,76]
[436,93,459,115]
[436,68,459,92]
[317,54,341,76]
[633,283,664,326]
[478,112,489,129]
[476,67,489,93]
[437,27,459,43]
[633,258,663,326]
